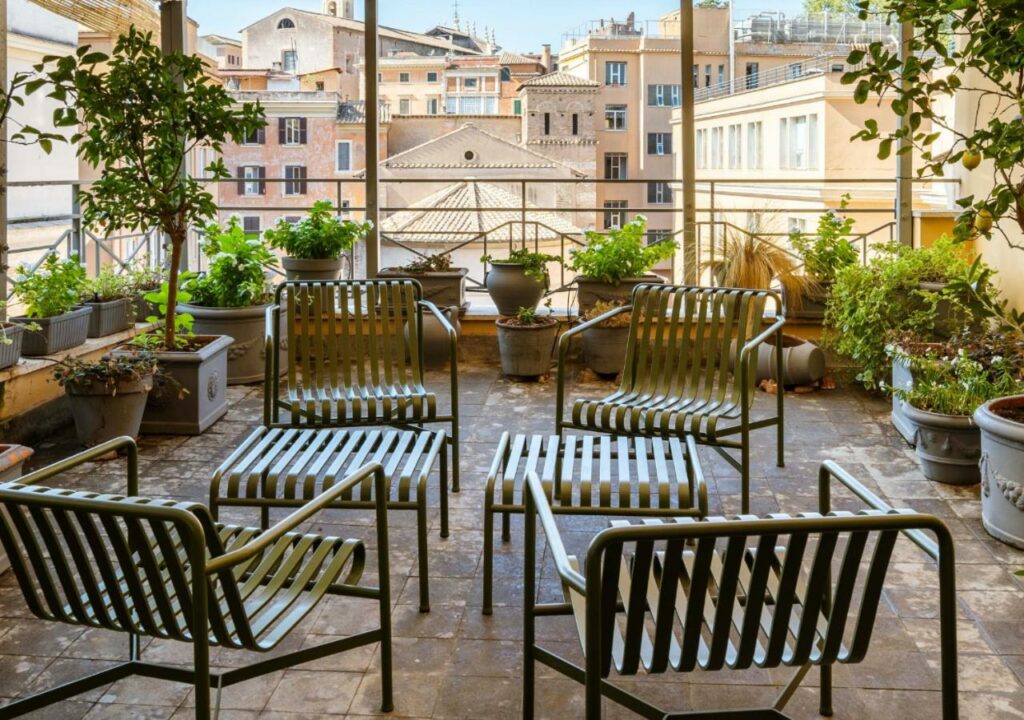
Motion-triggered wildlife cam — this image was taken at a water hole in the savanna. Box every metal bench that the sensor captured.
[522,460,959,720]
[483,431,707,614]
[211,426,447,612]
[556,283,786,514]
[0,438,394,720]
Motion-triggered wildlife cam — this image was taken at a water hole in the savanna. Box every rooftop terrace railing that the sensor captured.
[695,54,851,103]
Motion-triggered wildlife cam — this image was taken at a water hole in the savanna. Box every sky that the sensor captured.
[188,0,807,53]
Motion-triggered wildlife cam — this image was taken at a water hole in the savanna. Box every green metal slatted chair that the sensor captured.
[0,438,393,720]
[522,461,959,720]
[265,279,461,492]
[557,284,786,513]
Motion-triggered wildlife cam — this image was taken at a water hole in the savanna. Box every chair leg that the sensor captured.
[819,666,834,717]
[260,506,270,530]
[417,499,430,613]
[483,499,494,615]
[502,511,511,542]
[450,423,460,493]
[741,428,751,515]
[380,588,394,712]
[439,441,450,540]
[193,638,212,720]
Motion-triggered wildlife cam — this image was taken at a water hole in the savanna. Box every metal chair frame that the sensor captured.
[522,461,959,720]
[556,284,786,514]
[264,279,460,492]
[0,438,393,720]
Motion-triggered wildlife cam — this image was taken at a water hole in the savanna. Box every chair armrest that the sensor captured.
[555,305,633,423]
[17,437,139,496]
[206,462,387,574]
[524,470,587,594]
[738,314,786,363]
[818,460,941,562]
[418,300,459,408]
[418,300,457,340]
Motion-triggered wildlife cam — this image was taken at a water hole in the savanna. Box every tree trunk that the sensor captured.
[163,224,186,350]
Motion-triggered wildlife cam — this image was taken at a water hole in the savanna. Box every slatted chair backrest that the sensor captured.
[580,512,939,678]
[618,284,774,411]
[0,484,260,650]
[272,280,425,425]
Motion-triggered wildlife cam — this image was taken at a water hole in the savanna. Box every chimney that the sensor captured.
[541,44,552,72]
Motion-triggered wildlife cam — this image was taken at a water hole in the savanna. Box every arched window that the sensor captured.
[277,18,296,29]
[327,2,337,15]
[500,67,511,82]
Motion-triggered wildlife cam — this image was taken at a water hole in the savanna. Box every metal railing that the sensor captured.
[695,55,850,103]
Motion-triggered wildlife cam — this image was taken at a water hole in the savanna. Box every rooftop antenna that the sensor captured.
[453,0,461,30]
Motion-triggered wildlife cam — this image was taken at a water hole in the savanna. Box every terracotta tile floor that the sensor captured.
[3,364,1023,719]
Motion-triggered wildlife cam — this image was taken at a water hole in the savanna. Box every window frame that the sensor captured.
[240,165,264,196]
[426,71,439,83]
[398,72,410,83]
[603,200,628,229]
[283,117,303,145]
[604,152,628,180]
[283,164,307,196]
[605,61,627,86]
[604,104,627,131]
[336,140,353,173]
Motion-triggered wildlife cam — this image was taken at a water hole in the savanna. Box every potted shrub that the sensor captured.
[182,217,280,384]
[887,332,949,445]
[976,395,1024,549]
[569,216,675,314]
[496,305,559,379]
[703,227,809,305]
[379,252,470,314]
[789,195,859,319]
[81,267,133,338]
[0,304,25,371]
[482,248,561,316]
[126,265,164,324]
[893,348,1023,485]
[34,29,264,434]
[11,254,90,356]
[581,301,632,377]
[53,352,158,448]
[265,200,372,281]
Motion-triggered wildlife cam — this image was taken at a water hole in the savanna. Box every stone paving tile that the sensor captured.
[7,365,1024,718]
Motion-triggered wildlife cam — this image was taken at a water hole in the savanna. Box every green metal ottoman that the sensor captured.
[483,431,707,614]
[210,426,447,612]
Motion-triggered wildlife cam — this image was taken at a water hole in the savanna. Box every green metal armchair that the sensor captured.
[265,278,461,491]
[557,283,786,513]
[522,461,959,719]
[0,438,393,720]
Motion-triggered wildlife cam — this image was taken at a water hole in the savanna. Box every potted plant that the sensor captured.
[976,394,1024,548]
[0,303,25,371]
[265,200,372,281]
[11,254,90,356]
[81,267,133,338]
[581,301,632,377]
[52,352,158,447]
[182,217,280,384]
[379,252,470,314]
[126,265,164,324]
[33,29,264,434]
[892,348,1024,485]
[482,248,561,316]
[496,305,559,379]
[789,194,859,319]
[703,227,809,304]
[569,216,674,314]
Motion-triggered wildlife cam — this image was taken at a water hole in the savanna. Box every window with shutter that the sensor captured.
[258,166,266,195]
[284,165,307,195]
[243,217,261,234]
[281,118,303,145]
[336,141,352,172]
[299,118,308,144]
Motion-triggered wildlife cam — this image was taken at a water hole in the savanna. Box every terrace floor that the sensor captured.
[3,363,1024,719]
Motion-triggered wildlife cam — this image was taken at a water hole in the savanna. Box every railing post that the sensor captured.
[520,180,527,252]
[896,19,914,247]
[0,0,7,313]
[70,183,84,261]
[680,0,697,284]
[364,0,381,278]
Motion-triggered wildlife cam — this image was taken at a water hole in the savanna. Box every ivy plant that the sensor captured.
[265,200,372,260]
[30,29,265,350]
[185,217,276,308]
[841,0,1024,246]
[569,216,676,284]
[52,352,160,392]
[13,254,87,318]
[790,194,860,284]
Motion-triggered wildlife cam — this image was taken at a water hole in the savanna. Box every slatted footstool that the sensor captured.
[482,431,708,614]
[210,426,447,612]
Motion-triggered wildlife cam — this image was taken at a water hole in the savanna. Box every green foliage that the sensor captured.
[82,267,132,303]
[265,200,371,260]
[824,237,983,389]
[481,248,562,285]
[516,306,540,324]
[14,254,87,318]
[30,28,265,349]
[52,352,159,391]
[891,348,1024,416]
[569,216,676,284]
[126,265,164,293]
[185,218,276,308]
[399,252,453,274]
[947,257,1024,337]
[703,228,809,304]
[841,0,1024,248]
[133,278,196,350]
[2,69,66,154]
[790,194,859,284]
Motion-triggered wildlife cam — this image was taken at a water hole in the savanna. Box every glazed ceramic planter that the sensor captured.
[65,375,153,447]
[182,303,282,385]
[582,325,629,377]
[281,256,345,282]
[117,335,232,435]
[755,334,826,386]
[379,268,470,315]
[0,323,25,371]
[975,395,1024,549]
[13,306,92,356]
[576,276,662,315]
[496,317,558,378]
[901,401,980,485]
[485,263,546,316]
[85,297,132,338]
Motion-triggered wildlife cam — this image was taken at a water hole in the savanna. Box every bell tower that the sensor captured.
[324,0,354,19]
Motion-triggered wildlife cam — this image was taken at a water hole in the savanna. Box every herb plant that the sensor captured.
[790,194,859,284]
[892,349,1024,416]
[127,265,164,294]
[82,267,132,303]
[53,352,159,392]
[569,216,676,284]
[481,248,562,285]
[14,254,87,318]
[185,217,276,308]
[399,252,454,274]
[265,200,372,260]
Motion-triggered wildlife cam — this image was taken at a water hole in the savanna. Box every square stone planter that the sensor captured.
[85,297,133,338]
[576,275,663,315]
[0,323,25,370]
[379,267,470,314]
[12,306,92,356]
